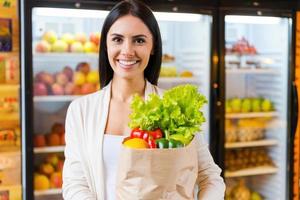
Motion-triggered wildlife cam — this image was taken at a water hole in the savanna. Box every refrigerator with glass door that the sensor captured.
[21,1,218,199]
[218,7,297,200]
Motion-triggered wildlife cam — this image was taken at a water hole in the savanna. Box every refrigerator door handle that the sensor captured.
[292,82,298,137]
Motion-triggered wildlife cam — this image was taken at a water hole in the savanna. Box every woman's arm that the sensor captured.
[62,102,96,200]
[196,135,226,200]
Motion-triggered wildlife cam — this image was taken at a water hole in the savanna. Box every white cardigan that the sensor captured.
[62,80,225,200]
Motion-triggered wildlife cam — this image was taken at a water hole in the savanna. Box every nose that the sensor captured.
[120,40,134,57]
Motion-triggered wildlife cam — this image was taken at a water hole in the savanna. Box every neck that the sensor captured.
[111,77,146,103]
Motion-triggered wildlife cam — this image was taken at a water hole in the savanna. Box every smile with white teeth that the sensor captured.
[118,60,138,67]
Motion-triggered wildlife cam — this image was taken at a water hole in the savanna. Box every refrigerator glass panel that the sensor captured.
[224,15,290,200]
[31,7,212,199]
[0,0,22,199]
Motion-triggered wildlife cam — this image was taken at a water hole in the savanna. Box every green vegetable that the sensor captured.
[168,139,184,148]
[155,138,169,149]
[129,84,207,144]
[169,134,192,146]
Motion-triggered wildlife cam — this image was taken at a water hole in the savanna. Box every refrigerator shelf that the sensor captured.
[225,139,278,149]
[34,146,65,154]
[158,77,200,83]
[34,188,62,196]
[34,95,80,102]
[33,52,98,61]
[226,68,280,75]
[225,166,278,178]
[226,112,278,119]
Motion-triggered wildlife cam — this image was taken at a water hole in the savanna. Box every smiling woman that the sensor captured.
[62,0,225,199]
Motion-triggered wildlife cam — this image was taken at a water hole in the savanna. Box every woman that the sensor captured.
[62,0,225,199]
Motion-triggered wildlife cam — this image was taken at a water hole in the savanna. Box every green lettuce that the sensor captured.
[128,84,207,139]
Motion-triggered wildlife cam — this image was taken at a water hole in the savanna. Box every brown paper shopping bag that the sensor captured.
[116,137,198,200]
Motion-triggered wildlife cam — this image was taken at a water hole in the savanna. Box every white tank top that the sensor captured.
[103,134,126,200]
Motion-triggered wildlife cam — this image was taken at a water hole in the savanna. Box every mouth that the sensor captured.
[117,59,140,69]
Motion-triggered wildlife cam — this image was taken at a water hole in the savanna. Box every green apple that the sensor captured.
[251,98,261,112]
[231,98,242,113]
[261,99,273,112]
[241,98,252,113]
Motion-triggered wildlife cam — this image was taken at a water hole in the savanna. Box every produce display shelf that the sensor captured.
[226,112,278,119]
[34,146,65,154]
[33,52,98,59]
[225,166,278,178]
[225,139,278,149]
[158,77,199,83]
[226,68,280,75]
[34,188,62,196]
[34,95,80,102]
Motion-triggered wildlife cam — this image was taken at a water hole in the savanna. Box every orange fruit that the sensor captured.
[123,138,149,149]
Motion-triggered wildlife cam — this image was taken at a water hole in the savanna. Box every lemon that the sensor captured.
[123,138,149,149]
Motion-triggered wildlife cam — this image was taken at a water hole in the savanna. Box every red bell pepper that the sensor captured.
[149,128,163,139]
[148,135,157,148]
[130,128,144,139]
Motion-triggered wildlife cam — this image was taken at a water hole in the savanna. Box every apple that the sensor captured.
[63,66,74,81]
[64,82,75,95]
[46,154,59,166]
[35,40,51,53]
[73,85,82,95]
[57,159,64,172]
[73,72,86,86]
[52,40,68,52]
[42,31,57,44]
[34,82,48,96]
[75,32,87,43]
[51,83,64,95]
[35,72,55,86]
[70,41,84,53]
[230,98,242,113]
[47,133,61,146]
[241,98,252,113]
[34,174,50,190]
[261,99,273,112]
[50,172,62,188]
[34,134,46,147]
[61,33,75,45]
[76,62,90,75]
[55,72,69,86]
[83,41,97,53]
[39,163,55,176]
[89,32,101,46]
[51,123,65,135]
[81,83,96,94]
[86,71,99,84]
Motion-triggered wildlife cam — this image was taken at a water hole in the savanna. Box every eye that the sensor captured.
[112,37,122,43]
[134,38,146,44]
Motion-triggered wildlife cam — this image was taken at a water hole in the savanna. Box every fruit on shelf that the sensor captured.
[35,71,55,86]
[0,129,18,146]
[50,172,62,188]
[46,154,59,167]
[83,41,97,53]
[225,148,274,171]
[51,122,65,135]
[39,163,55,176]
[160,66,177,77]
[180,70,193,77]
[55,72,69,86]
[34,174,50,190]
[51,83,64,95]
[75,32,87,44]
[51,40,68,52]
[34,134,46,147]
[227,37,257,55]
[74,72,86,86]
[226,97,275,113]
[76,62,91,75]
[86,71,99,84]
[162,53,175,63]
[231,180,251,200]
[230,98,242,113]
[261,99,273,112]
[64,82,75,95]
[47,133,61,146]
[70,41,84,53]
[60,132,65,145]
[81,83,96,95]
[90,32,101,46]
[42,31,57,44]
[241,98,251,113]
[63,66,74,82]
[34,82,48,96]
[35,40,51,53]
[61,33,75,45]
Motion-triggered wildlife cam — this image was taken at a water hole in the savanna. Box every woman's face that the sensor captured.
[106,14,153,81]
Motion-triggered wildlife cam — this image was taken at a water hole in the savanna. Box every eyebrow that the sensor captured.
[110,33,148,38]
